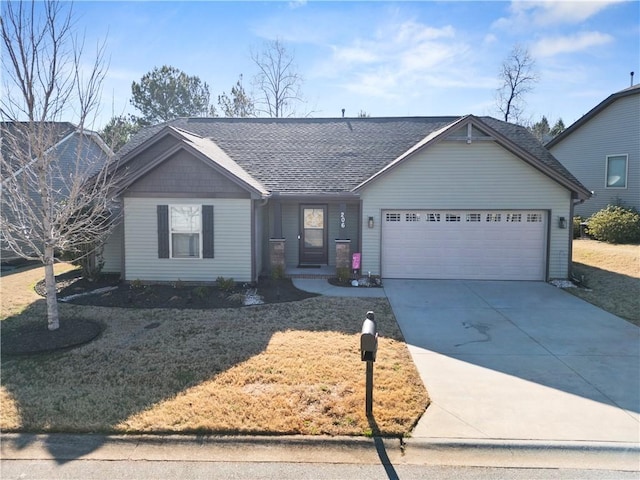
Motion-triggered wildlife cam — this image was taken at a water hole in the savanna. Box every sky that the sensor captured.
[38,1,640,129]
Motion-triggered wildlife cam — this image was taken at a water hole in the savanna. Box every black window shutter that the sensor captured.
[157,205,169,258]
[202,205,214,258]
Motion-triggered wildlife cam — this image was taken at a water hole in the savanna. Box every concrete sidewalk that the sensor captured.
[292,278,386,298]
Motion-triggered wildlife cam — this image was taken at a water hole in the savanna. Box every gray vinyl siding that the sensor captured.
[123,197,252,282]
[549,93,640,218]
[327,203,359,266]
[278,201,359,267]
[281,203,299,267]
[101,220,123,273]
[359,140,572,279]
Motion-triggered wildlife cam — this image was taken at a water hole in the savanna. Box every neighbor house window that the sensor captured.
[606,155,628,188]
[170,205,201,258]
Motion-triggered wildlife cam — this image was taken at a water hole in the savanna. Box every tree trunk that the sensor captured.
[44,246,60,331]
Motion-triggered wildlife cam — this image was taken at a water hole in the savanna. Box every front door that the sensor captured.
[299,205,327,265]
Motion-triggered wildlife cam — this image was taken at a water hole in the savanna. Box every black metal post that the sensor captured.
[365,360,374,417]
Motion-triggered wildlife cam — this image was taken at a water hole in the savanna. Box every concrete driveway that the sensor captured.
[383,280,640,444]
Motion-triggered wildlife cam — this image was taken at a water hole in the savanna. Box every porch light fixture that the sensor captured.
[558,216,567,229]
[368,216,374,229]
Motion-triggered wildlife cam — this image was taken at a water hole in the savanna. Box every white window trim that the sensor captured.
[605,154,628,189]
[169,204,203,259]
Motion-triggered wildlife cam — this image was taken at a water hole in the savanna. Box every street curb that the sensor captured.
[2,433,638,470]
[403,437,640,470]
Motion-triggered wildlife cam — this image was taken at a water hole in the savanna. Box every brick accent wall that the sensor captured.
[335,239,351,270]
[269,238,286,273]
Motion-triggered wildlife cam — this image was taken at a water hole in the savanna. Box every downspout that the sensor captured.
[567,196,586,279]
[254,195,270,282]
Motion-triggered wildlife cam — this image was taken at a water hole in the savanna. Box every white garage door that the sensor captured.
[381,210,547,280]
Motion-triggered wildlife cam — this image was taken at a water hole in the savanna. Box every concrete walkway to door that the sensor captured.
[383,280,640,444]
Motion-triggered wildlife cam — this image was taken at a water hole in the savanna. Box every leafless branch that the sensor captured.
[251,39,305,118]
[496,44,538,124]
[1,0,118,330]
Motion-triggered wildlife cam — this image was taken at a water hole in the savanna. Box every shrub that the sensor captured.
[193,286,209,300]
[572,216,583,239]
[336,267,351,284]
[60,243,105,282]
[587,205,640,244]
[216,276,236,293]
[271,264,285,280]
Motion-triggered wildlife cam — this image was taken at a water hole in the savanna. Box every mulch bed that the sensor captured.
[7,271,319,356]
[1,318,103,356]
[34,269,317,309]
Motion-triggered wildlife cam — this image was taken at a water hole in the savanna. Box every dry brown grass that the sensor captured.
[0,262,76,318]
[571,239,640,325]
[1,266,428,437]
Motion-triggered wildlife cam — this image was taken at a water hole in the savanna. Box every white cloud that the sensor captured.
[483,33,498,45]
[532,31,614,57]
[493,0,626,30]
[317,19,482,99]
[332,43,379,65]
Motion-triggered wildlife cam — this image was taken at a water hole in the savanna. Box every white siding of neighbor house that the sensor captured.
[359,140,572,279]
[549,93,639,218]
[123,197,252,282]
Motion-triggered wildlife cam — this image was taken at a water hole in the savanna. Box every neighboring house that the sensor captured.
[547,84,640,218]
[102,115,590,283]
[1,122,112,261]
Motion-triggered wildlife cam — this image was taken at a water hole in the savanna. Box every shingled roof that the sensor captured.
[1,122,77,171]
[117,116,589,197]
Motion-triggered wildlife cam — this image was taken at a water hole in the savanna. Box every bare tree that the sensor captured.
[251,39,305,118]
[1,0,120,331]
[496,45,538,123]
